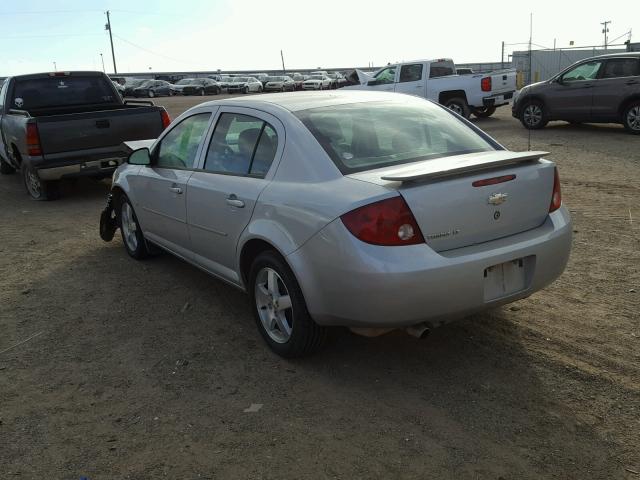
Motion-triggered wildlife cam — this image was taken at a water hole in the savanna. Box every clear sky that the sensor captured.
[0,0,637,75]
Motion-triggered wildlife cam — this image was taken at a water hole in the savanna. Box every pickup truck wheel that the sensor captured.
[0,158,16,174]
[118,195,150,259]
[472,106,496,118]
[249,251,328,358]
[444,98,470,119]
[22,164,60,201]
[519,100,548,129]
[623,102,640,134]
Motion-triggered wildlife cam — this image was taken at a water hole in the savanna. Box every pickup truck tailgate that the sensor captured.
[487,70,516,96]
[37,107,163,155]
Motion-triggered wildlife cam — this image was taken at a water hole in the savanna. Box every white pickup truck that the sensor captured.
[345,59,516,119]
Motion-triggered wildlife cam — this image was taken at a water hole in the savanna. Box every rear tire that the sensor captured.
[249,251,327,358]
[148,90,155,98]
[0,157,16,174]
[519,100,548,130]
[118,194,150,260]
[22,164,60,201]
[622,101,640,134]
[472,106,496,118]
[444,97,471,119]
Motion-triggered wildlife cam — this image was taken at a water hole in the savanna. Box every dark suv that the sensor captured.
[513,53,640,134]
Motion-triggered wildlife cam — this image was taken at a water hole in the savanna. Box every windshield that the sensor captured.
[176,78,195,85]
[233,77,248,82]
[295,99,494,174]
[12,75,119,110]
[139,80,154,88]
[268,76,284,81]
[309,75,324,80]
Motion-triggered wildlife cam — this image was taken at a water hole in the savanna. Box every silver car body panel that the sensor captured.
[112,91,572,327]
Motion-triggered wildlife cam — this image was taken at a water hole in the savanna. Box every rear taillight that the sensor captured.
[341,196,424,246]
[481,76,492,92]
[160,110,171,129]
[549,167,562,212]
[26,123,42,156]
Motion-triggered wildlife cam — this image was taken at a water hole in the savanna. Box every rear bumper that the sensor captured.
[287,207,572,328]
[482,91,515,108]
[31,146,128,180]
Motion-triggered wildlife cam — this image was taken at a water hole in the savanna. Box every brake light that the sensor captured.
[549,167,562,212]
[472,174,516,187]
[481,77,492,92]
[48,72,70,77]
[341,196,424,246]
[160,110,171,129]
[26,123,42,156]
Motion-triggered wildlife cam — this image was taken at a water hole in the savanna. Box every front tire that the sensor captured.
[249,251,327,358]
[22,164,60,201]
[0,157,16,174]
[118,195,150,259]
[519,100,548,130]
[623,101,640,134]
[444,97,470,119]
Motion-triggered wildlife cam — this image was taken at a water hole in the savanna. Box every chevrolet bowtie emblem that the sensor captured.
[488,193,508,205]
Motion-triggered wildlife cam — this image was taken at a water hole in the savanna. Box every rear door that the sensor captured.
[186,108,283,282]
[394,63,426,97]
[135,112,212,256]
[591,57,640,120]
[546,60,603,120]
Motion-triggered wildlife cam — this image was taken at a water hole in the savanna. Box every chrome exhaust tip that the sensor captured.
[405,323,430,339]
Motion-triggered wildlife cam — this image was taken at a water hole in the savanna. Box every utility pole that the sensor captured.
[501,41,504,69]
[280,50,286,73]
[105,10,117,74]
[100,53,105,72]
[601,20,611,50]
[53,61,57,71]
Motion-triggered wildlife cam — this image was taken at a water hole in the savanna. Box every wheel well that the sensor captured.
[515,95,544,115]
[619,95,640,115]
[239,239,279,286]
[438,90,468,105]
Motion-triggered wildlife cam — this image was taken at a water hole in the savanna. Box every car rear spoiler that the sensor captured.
[380,150,549,183]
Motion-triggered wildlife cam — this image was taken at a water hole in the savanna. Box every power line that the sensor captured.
[112,34,200,66]
[0,32,102,39]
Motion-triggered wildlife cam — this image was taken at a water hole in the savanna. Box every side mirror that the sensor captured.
[128,147,151,166]
[556,77,565,85]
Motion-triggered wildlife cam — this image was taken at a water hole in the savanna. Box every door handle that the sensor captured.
[169,186,182,194]
[226,194,244,208]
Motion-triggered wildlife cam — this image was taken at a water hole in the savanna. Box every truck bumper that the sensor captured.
[37,157,124,180]
[482,91,514,108]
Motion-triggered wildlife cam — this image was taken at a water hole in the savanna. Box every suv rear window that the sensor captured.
[12,75,117,110]
[295,99,494,174]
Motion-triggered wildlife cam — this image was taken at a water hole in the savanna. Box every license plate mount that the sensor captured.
[483,258,526,301]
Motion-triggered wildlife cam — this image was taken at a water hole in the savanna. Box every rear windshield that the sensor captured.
[295,99,495,174]
[11,75,118,110]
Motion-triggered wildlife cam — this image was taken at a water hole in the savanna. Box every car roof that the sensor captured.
[587,52,640,60]
[198,90,416,113]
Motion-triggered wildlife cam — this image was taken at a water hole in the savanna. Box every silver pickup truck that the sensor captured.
[0,71,170,200]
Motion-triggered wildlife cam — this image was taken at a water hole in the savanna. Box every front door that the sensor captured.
[365,66,397,92]
[135,112,211,256]
[546,60,603,120]
[186,109,283,283]
[394,63,426,97]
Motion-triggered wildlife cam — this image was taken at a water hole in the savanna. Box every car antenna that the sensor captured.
[527,12,533,151]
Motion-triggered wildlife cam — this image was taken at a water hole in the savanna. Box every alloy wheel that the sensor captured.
[255,267,294,344]
[120,202,139,252]
[523,104,543,127]
[448,103,463,115]
[25,168,42,198]
[627,106,640,131]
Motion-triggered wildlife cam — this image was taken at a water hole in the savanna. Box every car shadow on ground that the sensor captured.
[0,230,622,478]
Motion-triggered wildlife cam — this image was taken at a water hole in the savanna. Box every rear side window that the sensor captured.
[204,113,278,177]
[601,58,640,78]
[399,64,423,83]
[12,76,117,110]
[296,100,494,174]
[429,61,455,78]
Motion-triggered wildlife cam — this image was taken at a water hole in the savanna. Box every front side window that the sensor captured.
[399,64,423,83]
[562,61,602,82]
[296,99,494,174]
[204,113,278,177]
[374,67,396,84]
[156,113,211,169]
[601,58,640,79]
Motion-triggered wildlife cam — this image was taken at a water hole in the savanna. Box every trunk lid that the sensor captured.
[485,69,517,95]
[348,151,555,252]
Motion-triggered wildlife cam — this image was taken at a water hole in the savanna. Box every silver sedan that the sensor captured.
[100,91,572,357]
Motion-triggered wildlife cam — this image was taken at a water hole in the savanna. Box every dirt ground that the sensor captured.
[1,93,639,479]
